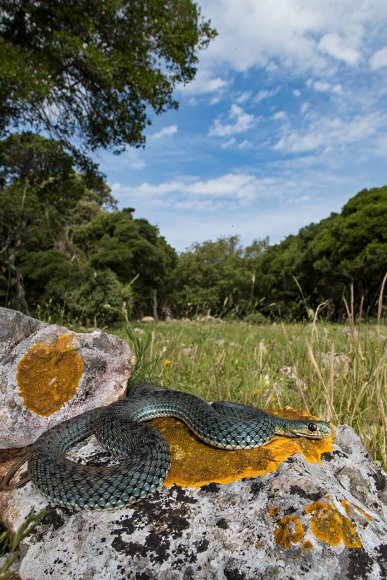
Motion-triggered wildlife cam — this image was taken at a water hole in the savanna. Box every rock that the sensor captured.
[0,425,385,579]
[140,316,155,323]
[0,307,131,448]
[199,315,221,323]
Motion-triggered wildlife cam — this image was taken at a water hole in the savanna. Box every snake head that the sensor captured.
[276,419,333,439]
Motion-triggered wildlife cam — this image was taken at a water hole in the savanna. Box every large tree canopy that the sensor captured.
[0,0,216,152]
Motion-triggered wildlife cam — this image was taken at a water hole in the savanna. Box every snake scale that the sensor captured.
[28,382,332,510]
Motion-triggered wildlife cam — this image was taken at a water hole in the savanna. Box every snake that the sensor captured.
[28,381,332,510]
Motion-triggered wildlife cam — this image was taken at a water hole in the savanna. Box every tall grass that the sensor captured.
[115,319,386,469]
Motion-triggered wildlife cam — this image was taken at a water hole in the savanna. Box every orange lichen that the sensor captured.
[305,501,362,548]
[149,408,334,488]
[341,499,352,515]
[274,515,304,548]
[16,334,84,417]
[302,540,314,551]
[340,500,373,521]
[268,506,280,517]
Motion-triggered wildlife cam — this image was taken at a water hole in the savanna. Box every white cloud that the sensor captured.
[178,68,230,95]
[370,46,387,69]
[209,104,256,137]
[118,149,146,170]
[318,33,361,65]
[111,173,298,209]
[221,137,236,149]
[273,111,287,120]
[292,89,301,97]
[235,91,253,104]
[274,112,384,153]
[199,1,387,76]
[256,88,280,102]
[306,79,343,94]
[287,195,311,204]
[151,125,178,139]
[238,139,253,150]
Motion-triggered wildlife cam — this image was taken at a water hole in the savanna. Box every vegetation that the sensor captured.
[118,318,386,469]
[0,512,45,578]
[1,156,386,323]
[0,0,216,163]
[172,187,387,321]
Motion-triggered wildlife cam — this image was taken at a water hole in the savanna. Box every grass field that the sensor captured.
[112,319,386,469]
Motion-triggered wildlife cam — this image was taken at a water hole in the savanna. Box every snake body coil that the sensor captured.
[28,382,332,510]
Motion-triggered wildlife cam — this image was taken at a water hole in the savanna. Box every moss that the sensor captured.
[149,409,334,488]
[274,515,304,549]
[305,500,362,548]
[16,334,84,417]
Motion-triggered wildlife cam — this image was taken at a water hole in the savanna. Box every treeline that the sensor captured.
[174,186,386,321]
[1,133,386,324]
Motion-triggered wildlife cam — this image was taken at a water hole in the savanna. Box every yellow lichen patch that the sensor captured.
[16,334,84,417]
[341,499,352,515]
[274,515,304,549]
[149,408,334,488]
[268,506,280,517]
[341,500,373,521]
[305,501,362,548]
[302,540,314,551]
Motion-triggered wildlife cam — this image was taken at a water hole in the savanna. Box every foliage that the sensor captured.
[171,235,268,317]
[0,0,216,156]
[0,133,113,314]
[0,511,46,579]
[72,208,177,315]
[170,188,387,320]
[0,133,176,323]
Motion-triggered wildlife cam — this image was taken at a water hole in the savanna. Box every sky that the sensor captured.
[98,0,387,252]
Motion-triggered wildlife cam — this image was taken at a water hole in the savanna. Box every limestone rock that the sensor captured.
[140,316,155,323]
[0,425,385,579]
[0,307,131,448]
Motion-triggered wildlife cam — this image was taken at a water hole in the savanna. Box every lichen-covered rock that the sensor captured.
[0,307,131,448]
[0,425,385,579]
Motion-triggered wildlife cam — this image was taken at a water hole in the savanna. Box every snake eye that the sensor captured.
[308,423,318,432]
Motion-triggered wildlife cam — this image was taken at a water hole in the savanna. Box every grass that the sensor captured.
[0,512,46,579]
[112,319,386,469]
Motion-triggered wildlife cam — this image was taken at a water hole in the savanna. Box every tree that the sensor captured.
[0,133,113,311]
[0,0,216,155]
[255,187,387,319]
[171,236,257,317]
[72,208,177,316]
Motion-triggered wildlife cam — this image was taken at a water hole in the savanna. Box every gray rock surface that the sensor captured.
[0,425,385,579]
[0,307,131,448]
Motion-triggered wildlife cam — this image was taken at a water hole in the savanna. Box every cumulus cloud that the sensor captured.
[209,104,256,137]
[307,79,343,94]
[199,0,387,75]
[178,68,230,95]
[273,111,287,121]
[274,112,384,153]
[370,46,387,69]
[318,33,360,65]
[151,125,178,139]
[111,173,296,209]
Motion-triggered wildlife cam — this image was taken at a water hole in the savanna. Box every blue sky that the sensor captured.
[98,0,387,252]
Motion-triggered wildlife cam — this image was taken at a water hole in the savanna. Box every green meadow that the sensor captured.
[112,319,386,469]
